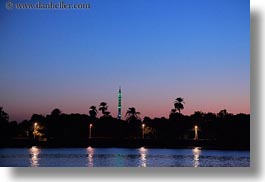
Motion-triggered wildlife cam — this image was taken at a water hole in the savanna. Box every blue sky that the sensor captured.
[0,0,250,121]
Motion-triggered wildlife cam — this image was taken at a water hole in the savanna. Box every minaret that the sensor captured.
[117,87,122,120]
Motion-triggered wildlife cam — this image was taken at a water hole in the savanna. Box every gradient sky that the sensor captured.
[0,0,250,121]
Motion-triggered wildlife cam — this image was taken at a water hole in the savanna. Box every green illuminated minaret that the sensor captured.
[117,87,122,120]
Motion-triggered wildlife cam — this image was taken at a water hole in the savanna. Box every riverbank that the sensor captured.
[0,138,250,150]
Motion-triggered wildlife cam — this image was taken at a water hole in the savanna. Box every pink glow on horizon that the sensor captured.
[3,82,249,122]
[6,96,250,122]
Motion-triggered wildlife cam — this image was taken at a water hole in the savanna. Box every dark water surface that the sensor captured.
[0,147,250,167]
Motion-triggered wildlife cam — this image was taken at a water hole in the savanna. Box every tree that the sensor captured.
[191,111,204,121]
[218,109,229,119]
[169,109,176,118]
[89,106,98,118]
[174,97,185,113]
[0,107,10,138]
[99,102,111,117]
[190,111,204,135]
[51,108,62,116]
[126,107,141,122]
[30,114,45,123]
[0,107,9,123]
[104,111,111,117]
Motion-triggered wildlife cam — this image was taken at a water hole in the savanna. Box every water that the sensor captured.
[0,147,250,167]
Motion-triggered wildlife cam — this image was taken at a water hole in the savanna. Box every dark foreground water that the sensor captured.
[0,147,250,167]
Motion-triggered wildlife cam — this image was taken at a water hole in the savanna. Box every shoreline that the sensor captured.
[0,138,250,150]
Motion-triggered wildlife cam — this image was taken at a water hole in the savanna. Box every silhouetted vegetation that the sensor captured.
[89,106,97,118]
[0,99,250,149]
[174,97,185,113]
[0,107,11,139]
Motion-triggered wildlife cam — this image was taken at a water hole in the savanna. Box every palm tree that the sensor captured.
[104,111,111,117]
[89,106,97,118]
[99,102,111,117]
[174,97,185,114]
[126,107,140,122]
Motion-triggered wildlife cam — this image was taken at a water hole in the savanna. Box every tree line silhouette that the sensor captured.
[0,98,250,148]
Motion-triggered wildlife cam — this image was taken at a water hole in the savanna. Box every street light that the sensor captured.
[194,125,199,140]
[33,122,38,139]
[89,124,93,139]
[142,124,145,139]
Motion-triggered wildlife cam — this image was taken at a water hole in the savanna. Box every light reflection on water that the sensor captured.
[86,146,94,167]
[0,147,250,167]
[192,147,201,167]
[139,147,147,167]
[29,146,40,167]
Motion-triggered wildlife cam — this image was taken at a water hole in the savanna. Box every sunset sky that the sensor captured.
[0,0,249,121]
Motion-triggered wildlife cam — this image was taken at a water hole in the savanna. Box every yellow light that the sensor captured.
[34,123,37,126]
[87,146,93,151]
[87,146,94,167]
[139,147,147,167]
[192,147,201,167]
[195,125,198,129]
[29,146,40,167]
[140,147,146,151]
[142,124,145,128]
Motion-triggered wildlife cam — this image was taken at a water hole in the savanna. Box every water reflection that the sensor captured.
[29,146,40,167]
[0,147,249,167]
[86,147,94,167]
[139,147,148,167]
[192,147,201,167]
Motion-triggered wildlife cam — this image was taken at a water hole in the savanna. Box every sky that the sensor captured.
[0,0,250,121]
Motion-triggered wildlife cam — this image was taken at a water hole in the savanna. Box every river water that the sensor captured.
[0,147,250,167]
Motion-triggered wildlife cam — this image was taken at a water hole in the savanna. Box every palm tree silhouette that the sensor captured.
[104,111,111,117]
[99,102,111,117]
[171,109,176,114]
[126,107,140,122]
[89,106,98,118]
[174,97,185,114]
